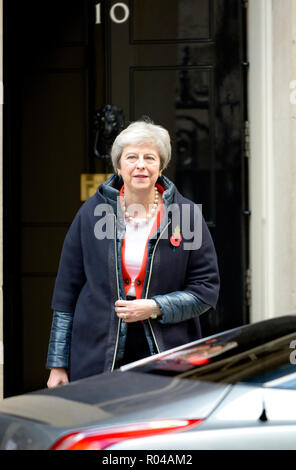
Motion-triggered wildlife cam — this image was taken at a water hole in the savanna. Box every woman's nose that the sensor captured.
[136,156,145,168]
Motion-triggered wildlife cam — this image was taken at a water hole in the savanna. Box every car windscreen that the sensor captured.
[128,321,296,390]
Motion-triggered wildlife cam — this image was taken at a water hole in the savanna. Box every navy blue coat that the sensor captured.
[48,175,220,381]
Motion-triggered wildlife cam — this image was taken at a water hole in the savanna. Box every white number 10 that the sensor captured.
[96,2,130,24]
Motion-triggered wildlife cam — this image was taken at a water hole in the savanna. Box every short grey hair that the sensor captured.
[111,120,171,172]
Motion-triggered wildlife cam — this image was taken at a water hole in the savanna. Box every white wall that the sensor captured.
[248,0,296,322]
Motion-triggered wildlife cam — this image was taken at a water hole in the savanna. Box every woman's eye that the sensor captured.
[127,155,136,159]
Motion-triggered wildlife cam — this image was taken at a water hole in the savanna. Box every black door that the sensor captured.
[3,0,95,396]
[97,0,249,335]
[3,0,248,396]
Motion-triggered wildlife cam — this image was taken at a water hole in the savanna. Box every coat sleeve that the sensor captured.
[181,214,220,308]
[152,211,220,324]
[47,210,86,369]
[46,311,73,369]
[51,211,86,313]
[152,291,211,324]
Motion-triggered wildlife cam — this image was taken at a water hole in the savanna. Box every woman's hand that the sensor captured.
[47,368,69,388]
[115,299,161,323]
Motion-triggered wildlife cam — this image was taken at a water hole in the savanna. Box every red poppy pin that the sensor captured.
[170,225,182,251]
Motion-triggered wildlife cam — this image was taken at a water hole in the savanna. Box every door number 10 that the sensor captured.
[96,2,130,24]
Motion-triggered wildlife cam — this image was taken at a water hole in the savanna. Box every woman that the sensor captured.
[47,119,220,388]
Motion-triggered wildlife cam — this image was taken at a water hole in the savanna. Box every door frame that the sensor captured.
[248,0,275,323]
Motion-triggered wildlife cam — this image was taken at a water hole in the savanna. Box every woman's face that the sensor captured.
[118,143,162,194]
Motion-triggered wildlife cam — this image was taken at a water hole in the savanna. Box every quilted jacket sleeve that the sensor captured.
[152,291,211,324]
[46,311,73,369]
[47,209,86,369]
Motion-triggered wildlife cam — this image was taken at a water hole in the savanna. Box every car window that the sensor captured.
[262,370,296,389]
[129,332,296,390]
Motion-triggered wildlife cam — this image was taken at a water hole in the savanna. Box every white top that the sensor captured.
[124,216,156,297]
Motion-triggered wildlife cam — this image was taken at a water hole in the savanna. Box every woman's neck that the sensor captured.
[123,186,159,216]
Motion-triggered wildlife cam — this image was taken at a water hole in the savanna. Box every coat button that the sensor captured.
[125,278,130,285]
[135,280,141,286]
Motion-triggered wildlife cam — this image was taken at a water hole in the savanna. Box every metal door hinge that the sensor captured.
[244,120,250,158]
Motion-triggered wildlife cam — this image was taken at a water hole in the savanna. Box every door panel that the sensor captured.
[21,72,85,223]
[104,0,247,335]
[4,0,92,395]
[132,0,212,42]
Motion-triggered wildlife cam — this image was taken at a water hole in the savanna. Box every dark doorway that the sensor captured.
[3,0,248,396]
[101,0,249,338]
[3,0,95,396]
